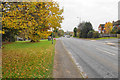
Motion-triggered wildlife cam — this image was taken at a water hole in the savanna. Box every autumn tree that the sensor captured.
[2,2,19,42]
[2,1,64,42]
[104,22,113,34]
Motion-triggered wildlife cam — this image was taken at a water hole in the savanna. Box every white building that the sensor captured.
[119,1,120,20]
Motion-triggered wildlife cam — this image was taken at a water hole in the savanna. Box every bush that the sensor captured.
[3,34,16,42]
[78,22,93,38]
[117,30,120,34]
[87,30,94,38]
[93,31,100,38]
[111,26,118,34]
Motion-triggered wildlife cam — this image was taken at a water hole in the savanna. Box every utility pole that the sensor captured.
[118,1,120,20]
[77,17,81,23]
[52,28,53,44]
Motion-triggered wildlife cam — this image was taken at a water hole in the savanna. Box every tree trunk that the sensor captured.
[30,40,39,42]
[30,40,36,42]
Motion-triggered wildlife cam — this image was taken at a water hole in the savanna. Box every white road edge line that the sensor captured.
[96,48,115,56]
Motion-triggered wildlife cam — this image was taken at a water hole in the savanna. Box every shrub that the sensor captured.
[87,30,94,38]
[78,22,93,38]
[93,31,100,38]
[117,30,120,34]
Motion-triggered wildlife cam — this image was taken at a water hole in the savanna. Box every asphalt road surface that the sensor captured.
[60,37,118,78]
[53,40,82,78]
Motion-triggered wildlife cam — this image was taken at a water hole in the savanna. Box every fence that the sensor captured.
[100,34,117,37]
[117,34,120,38]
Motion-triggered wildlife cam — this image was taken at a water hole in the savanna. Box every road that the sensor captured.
[60,37,118,78]
[53,40,82,78]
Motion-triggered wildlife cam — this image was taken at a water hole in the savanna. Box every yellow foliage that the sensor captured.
[2,1,64,42]
[0,30,5,34]
[104,22,113,34]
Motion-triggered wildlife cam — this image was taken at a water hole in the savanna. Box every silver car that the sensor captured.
[66,35,70,38]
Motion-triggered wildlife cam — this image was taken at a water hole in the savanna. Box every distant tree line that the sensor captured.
[51,29,64,38]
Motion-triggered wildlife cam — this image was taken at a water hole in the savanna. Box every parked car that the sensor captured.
[17,37,23,41]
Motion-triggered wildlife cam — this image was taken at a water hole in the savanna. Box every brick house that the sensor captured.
[113,20,120,30]
[98,24,105,33]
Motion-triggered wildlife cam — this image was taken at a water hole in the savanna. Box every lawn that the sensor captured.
[2,40,56,78]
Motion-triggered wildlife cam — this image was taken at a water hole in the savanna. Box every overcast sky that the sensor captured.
[54,0,120,32]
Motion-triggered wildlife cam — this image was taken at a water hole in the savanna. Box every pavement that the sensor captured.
[55,37,118,78]
[53,40,82,78]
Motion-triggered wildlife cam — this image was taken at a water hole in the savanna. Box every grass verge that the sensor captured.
[95,37,117,40]
[73,37,117,40]
[2,40,56,78]
[54,36,60,38]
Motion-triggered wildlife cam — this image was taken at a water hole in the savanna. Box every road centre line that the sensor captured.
[96,48,115,56]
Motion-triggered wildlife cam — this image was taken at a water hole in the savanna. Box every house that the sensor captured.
[113,20,120,30]
[98,24,105,33]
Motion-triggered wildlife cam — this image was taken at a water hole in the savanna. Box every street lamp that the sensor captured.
[77,17,81,23]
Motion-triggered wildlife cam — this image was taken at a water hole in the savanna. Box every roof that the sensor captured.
[99,24,105,28]
[113,20,120,25]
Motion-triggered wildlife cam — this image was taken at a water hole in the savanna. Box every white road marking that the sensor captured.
[96,48,115,56]
[87,43,118,54]
[91,40,96,41]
